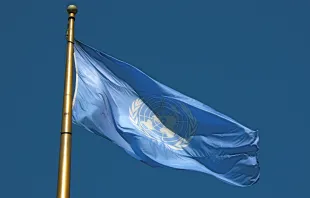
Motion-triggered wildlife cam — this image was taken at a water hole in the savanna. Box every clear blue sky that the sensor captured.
[1,0,309,197]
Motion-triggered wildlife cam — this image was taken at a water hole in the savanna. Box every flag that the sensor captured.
[72,40,259,187]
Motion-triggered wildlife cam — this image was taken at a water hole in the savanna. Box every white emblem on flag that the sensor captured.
[129,97,197,150]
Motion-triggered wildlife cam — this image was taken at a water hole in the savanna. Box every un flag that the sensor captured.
[72,40,259,187]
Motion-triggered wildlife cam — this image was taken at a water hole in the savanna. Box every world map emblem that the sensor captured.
[129,97,197,150]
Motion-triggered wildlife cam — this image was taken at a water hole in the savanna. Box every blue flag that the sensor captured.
[72,40,259,187]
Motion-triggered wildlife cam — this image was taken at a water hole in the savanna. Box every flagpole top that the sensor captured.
[67,5,78,14]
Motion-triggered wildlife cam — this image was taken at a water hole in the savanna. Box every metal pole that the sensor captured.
[56,5,77,198]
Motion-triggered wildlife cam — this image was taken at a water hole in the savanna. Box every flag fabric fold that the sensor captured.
[72,40,260,187]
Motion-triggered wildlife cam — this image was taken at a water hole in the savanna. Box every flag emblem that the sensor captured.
[129,97,197,150]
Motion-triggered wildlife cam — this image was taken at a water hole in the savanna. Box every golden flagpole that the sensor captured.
[56,5,77,198]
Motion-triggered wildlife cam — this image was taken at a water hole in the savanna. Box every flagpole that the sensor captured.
[56,5,77,198]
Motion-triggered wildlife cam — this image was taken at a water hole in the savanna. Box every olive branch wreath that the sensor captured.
[129,98,143,130]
